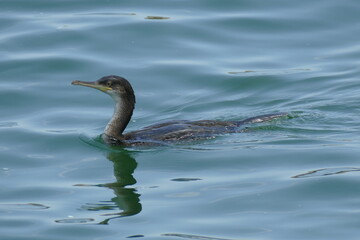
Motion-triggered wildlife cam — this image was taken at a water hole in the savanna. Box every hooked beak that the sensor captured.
[71,80,112,92]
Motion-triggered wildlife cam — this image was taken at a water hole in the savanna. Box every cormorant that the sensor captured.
[72,75,287,146]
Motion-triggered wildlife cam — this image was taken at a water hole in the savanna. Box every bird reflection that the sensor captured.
[81,149,142,224]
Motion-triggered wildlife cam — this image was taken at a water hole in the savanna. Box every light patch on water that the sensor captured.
[166,192,200,198]
[0,146,8,151]
[0,122,18,128]
[201,182,264,191]
[26,154,54,159]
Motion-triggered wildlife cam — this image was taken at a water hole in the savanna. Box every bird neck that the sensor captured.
[104,96,134,140]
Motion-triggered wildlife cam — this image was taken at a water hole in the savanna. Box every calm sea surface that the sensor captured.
[1,0,360,239]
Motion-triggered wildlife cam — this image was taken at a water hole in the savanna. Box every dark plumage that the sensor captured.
[72,75,287,146]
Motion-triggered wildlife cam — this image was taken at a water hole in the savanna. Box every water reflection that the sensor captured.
[102,150,141,224]
[69,150,142,225]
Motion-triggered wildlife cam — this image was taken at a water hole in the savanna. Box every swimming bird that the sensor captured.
[72,75,287,146]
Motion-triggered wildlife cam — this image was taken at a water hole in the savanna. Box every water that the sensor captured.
[1,0,360,239]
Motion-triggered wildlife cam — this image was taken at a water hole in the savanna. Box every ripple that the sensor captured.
[162,233,235,240]
[171,178,202,182]
[145,16,170,20]
[292,167,360,178]
[127,235,145,238]
[54,217,94,224]
[228,68,313,76]
[0,203,50,211]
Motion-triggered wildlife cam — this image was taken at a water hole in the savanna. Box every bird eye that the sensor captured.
[106,82,112,87]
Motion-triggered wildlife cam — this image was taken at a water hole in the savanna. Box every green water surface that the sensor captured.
[1,0,360,239]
